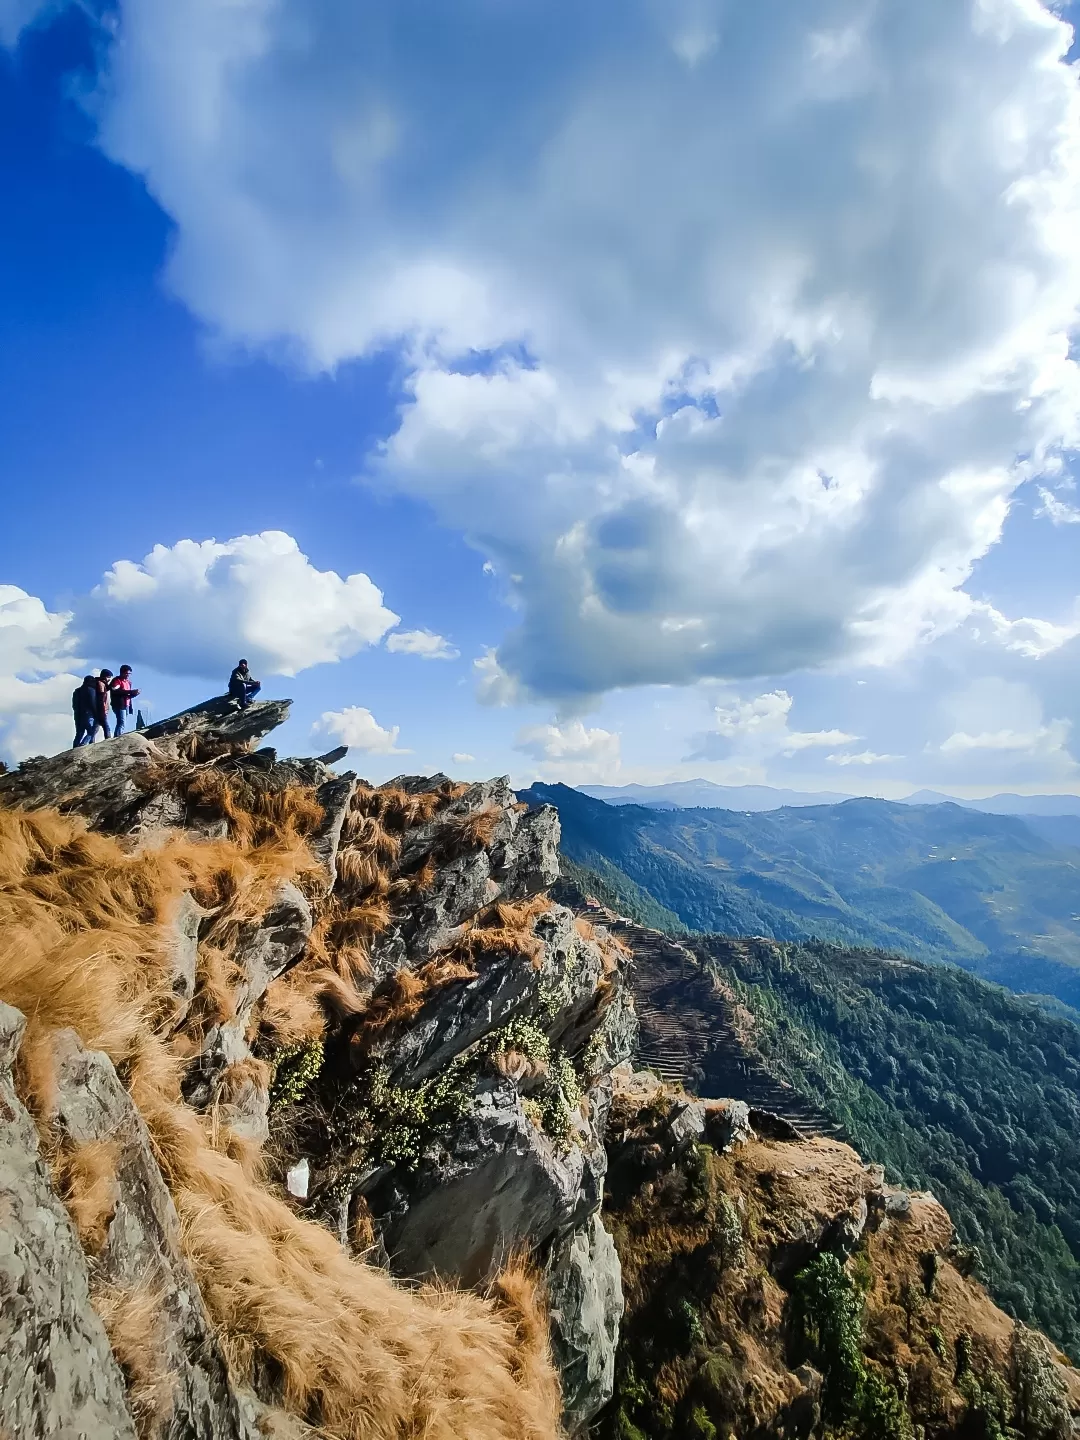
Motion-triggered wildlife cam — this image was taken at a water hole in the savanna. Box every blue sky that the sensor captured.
[2,0,1080,797]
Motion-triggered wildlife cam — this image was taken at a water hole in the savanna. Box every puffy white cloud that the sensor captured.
[451,751,475,765]
[0,586,81,763]
[385,628,459,660]
[83,0,1080,701]
[691,690,857,762]
[312,706,408,754]
[515,720,621,784]
[77,532,398,679]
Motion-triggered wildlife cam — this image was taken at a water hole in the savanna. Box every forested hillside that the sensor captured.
[698,935,1080,1357]
[523,783,1080,1007]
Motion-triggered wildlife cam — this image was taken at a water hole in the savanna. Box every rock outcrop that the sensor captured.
[0,699,632,1437]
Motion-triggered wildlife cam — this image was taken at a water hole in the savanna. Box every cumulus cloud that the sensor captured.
[515,720,621,784]
[77,531,398,678]
[451,751,475,765]
[312,706,408,754]
[77,0,1080,701]
[385,628,459,660]
[691,690,857,763]
[0,585,81,763]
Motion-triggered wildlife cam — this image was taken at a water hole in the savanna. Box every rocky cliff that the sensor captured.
[0,697,629,1439]
[0,697,1076,1440]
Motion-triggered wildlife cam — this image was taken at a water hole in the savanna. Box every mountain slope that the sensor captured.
[694,934,1080,1359]
[523,783,1080,1004]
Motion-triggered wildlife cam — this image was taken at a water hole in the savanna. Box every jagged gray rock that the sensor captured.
[704,1098,753,1152]
[308,772,358,891]
[0,1002,139,1440]
[231,881,312,1015]
[50,1027,260,1440]
[371,1078,606,1287]
[546,1215,623,1435]
[168,891,203,1023]
[370,779,560,977]
[380,903,619,1087]
[184,881,311,1123]
[141,696,293,748]
[0,730,164,832]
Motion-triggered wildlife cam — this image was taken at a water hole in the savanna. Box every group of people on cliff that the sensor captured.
[71,659,262,747]
[71,667,140,746]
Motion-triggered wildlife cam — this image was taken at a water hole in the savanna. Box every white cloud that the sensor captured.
[1036,485,1080,525]
[692,690,857,763]
[0,585,82,763]
[515,720,622,784]
[451,751,475,765]
[81,0,1080,702]
[827,749,902,767]
[312,706,408,754]
[77,531,398,679]
[385,628,459,660]
[938,725,1069,755]
[473,648,522,707]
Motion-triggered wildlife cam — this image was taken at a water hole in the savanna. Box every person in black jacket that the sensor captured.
[228,659,261,709]
[72,675,98,747]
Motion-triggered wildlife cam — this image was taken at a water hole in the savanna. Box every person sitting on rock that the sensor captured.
[228,659,261,709]
[108,665,141,736]
[92,669,114,740]
[72,675,98,748]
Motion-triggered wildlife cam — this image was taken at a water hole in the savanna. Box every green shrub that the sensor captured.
[791,1252,866,1424]
[688,1404,717,1440]
[268,1038,324,1111]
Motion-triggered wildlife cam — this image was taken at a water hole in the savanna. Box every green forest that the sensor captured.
[523,783,1080,1009]
[699,935,1080,1358]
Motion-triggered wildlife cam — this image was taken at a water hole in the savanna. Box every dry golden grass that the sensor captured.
[0,804,563,1440]
[91,1280,174,1436]
[349,958,478,1055]
[465,896,554,971]
[53,1138,119,1254]
[451,805,502,853]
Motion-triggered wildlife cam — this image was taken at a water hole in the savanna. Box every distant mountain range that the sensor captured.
[523,782,1080,1009]
[581,778,1080,817]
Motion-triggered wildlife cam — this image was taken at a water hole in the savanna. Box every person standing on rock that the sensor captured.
[91,669,114,740]
[72,675,98,747]
[108,666,140,736]
[228,659,261,709]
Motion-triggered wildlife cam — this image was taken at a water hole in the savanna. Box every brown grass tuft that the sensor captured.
[452,805,503,853]
[92,1280,174,1435]
[466,896,553,970]
[53,1138,120,1253]
[0,804,562,1440]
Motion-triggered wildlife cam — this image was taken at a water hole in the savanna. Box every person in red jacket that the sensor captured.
[108,665,141,736]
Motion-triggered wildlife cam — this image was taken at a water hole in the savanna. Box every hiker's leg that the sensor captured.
[113,710,126,736]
